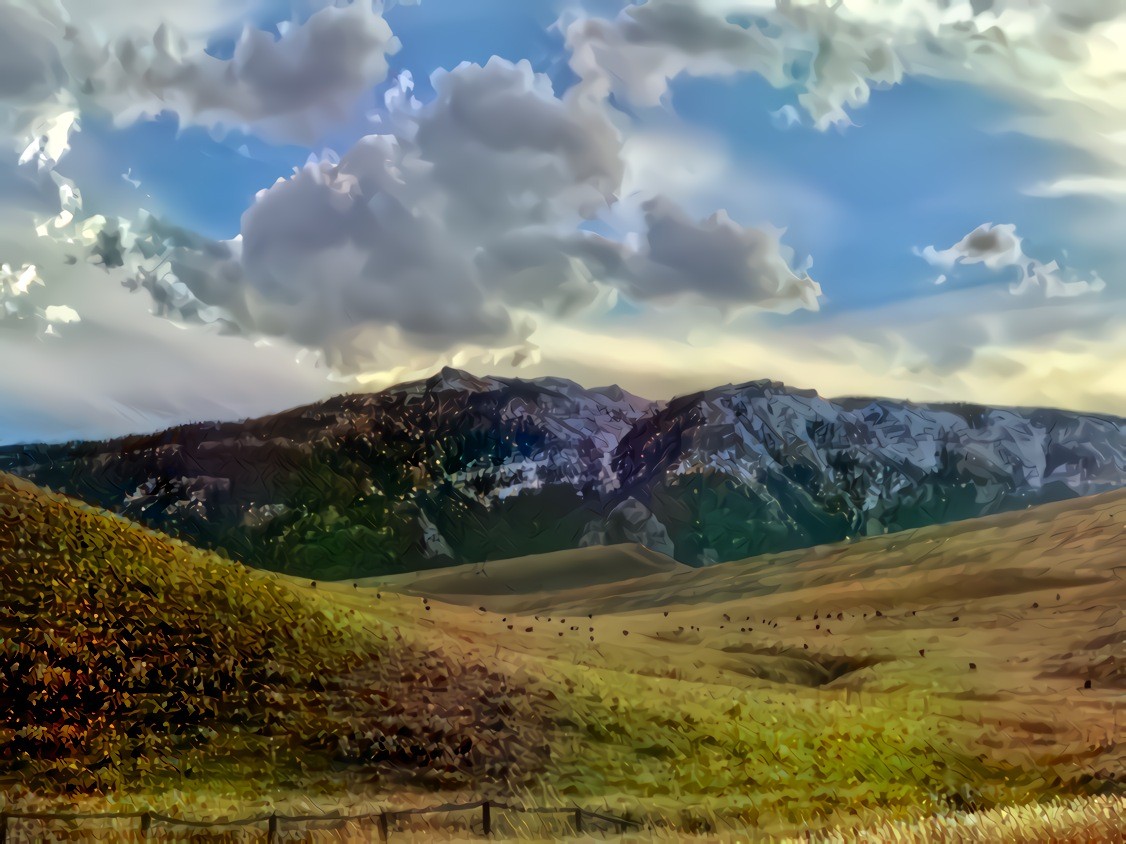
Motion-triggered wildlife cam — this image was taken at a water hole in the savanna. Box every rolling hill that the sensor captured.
[373,542,690,601]
[307,489,1124,837]
[0,471,550,797]
[1,368,1122,580]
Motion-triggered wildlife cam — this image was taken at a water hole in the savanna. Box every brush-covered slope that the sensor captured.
[0,472,548,794]
[1,368,1122,580]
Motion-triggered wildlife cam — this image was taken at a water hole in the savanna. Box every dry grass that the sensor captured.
[2,473,1122,840]
[312,489,1125,837]
[0,471,550,801]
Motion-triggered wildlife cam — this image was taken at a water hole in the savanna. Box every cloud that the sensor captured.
[562,0,912,128]
[1026,176,1126,198]
[0,3,65,106]
[0,0,406,271]
[626,196,819,309]
[0,258,80,336]
[561,0,1126,196]
[0,2,80,208]
[43,303,80,323]
[520,287,1126,416]
[0,0,401,166]
[918,222,1106,299]
[0,202,342,443]
[548,197,820,311]
[64,58,818,374]
[413,58,624,235]
[63,2,401,144]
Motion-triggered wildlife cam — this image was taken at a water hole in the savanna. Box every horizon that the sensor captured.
[3,363,1123,448]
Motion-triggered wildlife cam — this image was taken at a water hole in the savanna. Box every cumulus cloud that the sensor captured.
[0,3,65,107]
[622,197,819,309]
[66,2,401,143]
[413,58,624,235]
[68,58,818,374]
[542,197,821,311]
[0,0,401,162]
[0,2,82,213]
[918,223,1106,299]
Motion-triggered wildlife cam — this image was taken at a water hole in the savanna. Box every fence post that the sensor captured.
[481,800,491,837]
[378,811,390,842]
[267,812,278,843]
[573,808,583,834]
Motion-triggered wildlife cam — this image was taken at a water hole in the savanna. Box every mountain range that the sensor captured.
[2,367,1123,579]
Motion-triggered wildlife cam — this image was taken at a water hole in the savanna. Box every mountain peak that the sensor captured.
[429,366,497,393]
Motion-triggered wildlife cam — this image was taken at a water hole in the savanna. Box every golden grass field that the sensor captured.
[306,489,1125,839]
[1,471,1123,840]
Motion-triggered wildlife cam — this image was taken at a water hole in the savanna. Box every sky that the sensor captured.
[0,0,1123,442]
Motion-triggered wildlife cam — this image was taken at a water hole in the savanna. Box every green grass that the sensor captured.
[547,672,1063,832]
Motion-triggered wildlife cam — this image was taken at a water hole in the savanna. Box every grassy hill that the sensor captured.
[373,542,690,604]
[2,471,1121,839]
[316,488,1125,837]
[0,472,549,798]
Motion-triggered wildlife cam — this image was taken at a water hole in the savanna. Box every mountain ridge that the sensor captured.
[1,367,1122,578]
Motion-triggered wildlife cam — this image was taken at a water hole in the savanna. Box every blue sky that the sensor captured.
[0,0,1123,441]
[57,1,1100,310]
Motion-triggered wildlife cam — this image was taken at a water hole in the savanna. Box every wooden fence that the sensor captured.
[0,799,642,840]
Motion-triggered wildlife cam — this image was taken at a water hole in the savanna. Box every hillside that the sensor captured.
[427,485,1126,617]
[1,473,1121,838]
[0,368,1122,580]
[0,472,550,797]
[306,490,1124,836]
[374,542,690,602]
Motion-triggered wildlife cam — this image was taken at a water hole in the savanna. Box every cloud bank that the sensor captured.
[84,57,819,373]
[563,1,1123,126]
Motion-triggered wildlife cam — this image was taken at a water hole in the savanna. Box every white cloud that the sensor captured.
[43,303,80,323]
[0,256,81,335]
[63,2,400,144]
[556,196,821,311]
[0,1,401,160]
[562,0,1126,198]
[506,287,1126,417]
[1,1,827,397]
[69,58,819,375]
[0,2,81,214]
[0,205,339,442]
[918,222,1106,299]
[1,262,42,297]
[1026,176,1126,198]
